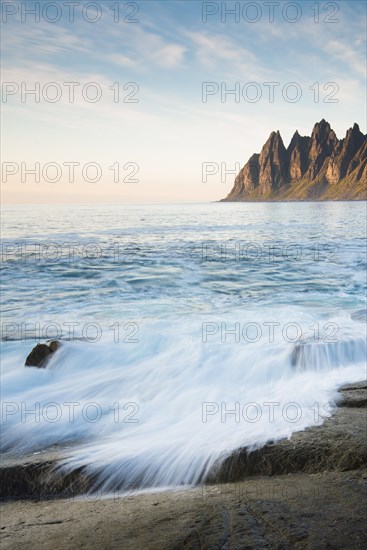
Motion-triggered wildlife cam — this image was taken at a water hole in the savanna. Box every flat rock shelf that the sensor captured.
[1,382,366,549]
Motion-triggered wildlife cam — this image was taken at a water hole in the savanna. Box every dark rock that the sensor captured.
[25,340,61,368]
[287,130,310,183]
[222,120,367,201]
[346,139,367,180]
[48,340,60,353]
[206,381,367,483]
[305,119,338,180]
[225,153,260,200]
[0,458,94,499]
[258,130,288,194]
[327,123,365,183]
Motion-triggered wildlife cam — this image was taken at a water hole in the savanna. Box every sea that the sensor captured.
[1,202,366,492]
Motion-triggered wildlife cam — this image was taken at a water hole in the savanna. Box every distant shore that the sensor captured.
[218,198,367,203]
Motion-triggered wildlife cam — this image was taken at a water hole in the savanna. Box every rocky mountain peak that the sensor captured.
[311,119,336,143]
[258,129,287,194]
[306,120,338,179]
[326,123,365,183]
[222,121,367,201]
[287,130,309,153]
[345,123,363,143]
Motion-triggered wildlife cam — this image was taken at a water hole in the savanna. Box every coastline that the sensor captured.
[1,382,366,548]
[218,198,367,203]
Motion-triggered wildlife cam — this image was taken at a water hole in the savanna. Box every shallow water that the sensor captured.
[1,202,366,490]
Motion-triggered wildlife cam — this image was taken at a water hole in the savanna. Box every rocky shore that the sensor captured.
[1,381,366,549]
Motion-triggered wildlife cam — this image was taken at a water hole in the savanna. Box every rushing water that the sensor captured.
[1,202,366,491]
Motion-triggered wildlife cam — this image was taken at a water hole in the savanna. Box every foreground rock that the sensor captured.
[222,120,367,201]
[0,382,366,500]
[0,450,93,499]
[0,470,366,549]
[25,340,60,368]
[207,381,367,483]
[0,382,366,549]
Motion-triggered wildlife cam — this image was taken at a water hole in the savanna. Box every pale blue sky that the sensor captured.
[1,0,366,203]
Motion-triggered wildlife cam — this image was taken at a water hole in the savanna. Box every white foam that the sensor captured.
[1,314,365,491]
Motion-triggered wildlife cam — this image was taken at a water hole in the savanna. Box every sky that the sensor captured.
[1,0,366,204]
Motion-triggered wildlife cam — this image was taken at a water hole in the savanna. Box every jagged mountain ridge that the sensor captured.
[222,120,367,201]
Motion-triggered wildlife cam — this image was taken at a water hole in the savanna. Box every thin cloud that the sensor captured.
[326,40,366,79]
[186,31,270,80]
